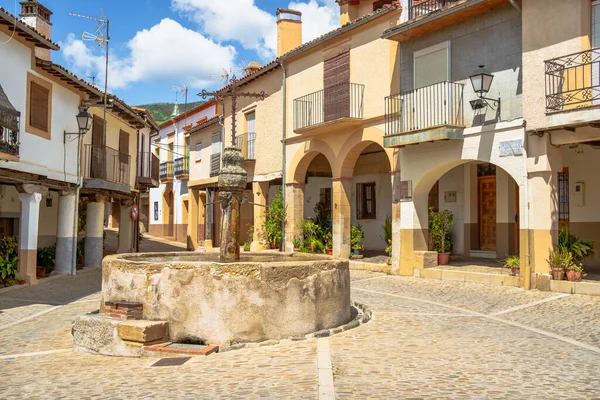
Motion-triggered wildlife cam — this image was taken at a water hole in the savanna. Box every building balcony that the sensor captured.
[83,144,131,193]
[159,161,174,183]
[0,126,19,160]
[235,132,255,161]
[174,157,189,179]
[384,81,465,147]
[209,153,220,177]
[137,152,159,189]
[382,0,508,42]
[293,82,364,134]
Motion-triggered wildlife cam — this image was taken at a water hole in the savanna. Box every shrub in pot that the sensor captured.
[351,224,364,256]
[565,263,586,282]
[503,255,520,276]
[547,247,572,281]
[429,208,454,265]
[382,216,392,257]
[292,237,302,252]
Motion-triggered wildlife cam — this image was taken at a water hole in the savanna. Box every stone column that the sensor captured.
[188,188,200,250]
[205,189,214,249]
[332,178,351,259]
[17,187,45,284]
[117,199,134,254]
[251,181,269,251]
[85,195,107,268]
[218,147,247,261]
[55,191,77,274]
[285,183,304,252]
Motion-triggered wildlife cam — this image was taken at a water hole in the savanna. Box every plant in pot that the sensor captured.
[0,236,18,285]
[292,237,302,252]
[547,247,572,281]
[264,191,286,250]
[351,224,364,257]
[503,255,520,276]
[382,215,392,257]
[36,245,56,277]
[565,262,586,282]
[324,231,333,255]
[429,208,454,265]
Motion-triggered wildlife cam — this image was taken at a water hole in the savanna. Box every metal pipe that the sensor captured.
[70,130,82,275]
[509,0,521,13]
[280,60,287,252]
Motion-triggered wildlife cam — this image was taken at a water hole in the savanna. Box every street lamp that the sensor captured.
[469,65,500,110]
[64,105,93,142]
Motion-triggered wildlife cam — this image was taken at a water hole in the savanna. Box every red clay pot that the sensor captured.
[437,252,450,265]
[326,248,333,256]
[511,267,520,276]
[566,270,582,282]
[551,268,565,281]
[36,266,45,278]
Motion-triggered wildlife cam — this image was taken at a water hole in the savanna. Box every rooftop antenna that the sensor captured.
[87,75,96,86]
[170,83,189,123]
[68,8,110,142]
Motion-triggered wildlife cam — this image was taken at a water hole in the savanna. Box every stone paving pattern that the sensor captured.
[1,244,600,398]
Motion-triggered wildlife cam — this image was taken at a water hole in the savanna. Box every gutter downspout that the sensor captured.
[280,60,287,252]
[134,128,141,253]
[509,0,522,13]
[70,126,83,275]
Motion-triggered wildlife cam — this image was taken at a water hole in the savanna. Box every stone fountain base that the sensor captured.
[80,252,351,351]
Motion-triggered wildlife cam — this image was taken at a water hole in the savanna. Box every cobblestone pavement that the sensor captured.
[1,268,600,399]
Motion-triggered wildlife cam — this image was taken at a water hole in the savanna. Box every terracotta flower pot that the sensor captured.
[566,270,582,282]
[511,267,520,276]
[437,252,450,265]
[326,248,333,256]
[551,268,565,281]
[36,266,45,278]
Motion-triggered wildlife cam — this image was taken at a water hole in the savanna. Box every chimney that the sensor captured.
[276,8,302,57]
[243,61,262,76]
[19,0,52,61]
[338,0,359,25]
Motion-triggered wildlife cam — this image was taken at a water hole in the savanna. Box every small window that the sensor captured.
[356,182,376,220]
[558,168,569,229]
[30,81,50,132]
[195,143,202,162]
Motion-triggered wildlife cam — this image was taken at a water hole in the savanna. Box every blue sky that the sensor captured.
[1,0,338,105]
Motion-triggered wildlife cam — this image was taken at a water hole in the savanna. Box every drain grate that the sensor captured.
[151,357,191,367]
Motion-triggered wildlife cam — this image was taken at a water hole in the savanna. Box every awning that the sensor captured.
[0,84,19,132]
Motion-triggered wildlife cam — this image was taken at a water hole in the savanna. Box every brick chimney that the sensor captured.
[276,8,302,57]
[243,61,262,76]
[19,0,52,60]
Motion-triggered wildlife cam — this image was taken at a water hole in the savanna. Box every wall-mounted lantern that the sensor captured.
[469,65,500,110]
[64,105,93,142]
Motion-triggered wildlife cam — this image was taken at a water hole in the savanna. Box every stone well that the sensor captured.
[100,252,351,346]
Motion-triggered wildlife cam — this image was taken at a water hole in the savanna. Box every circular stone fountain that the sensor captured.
[100,252,351,346]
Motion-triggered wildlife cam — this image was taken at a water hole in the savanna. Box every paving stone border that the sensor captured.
[219,301,372,353]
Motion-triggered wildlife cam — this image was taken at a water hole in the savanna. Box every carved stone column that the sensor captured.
[218,147,247,261]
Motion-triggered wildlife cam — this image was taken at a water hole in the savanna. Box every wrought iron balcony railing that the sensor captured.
[174,157,189,177]
[385,81,464,136]
[545,48,600,112]
[159,161,173,181]
[408,0,460,20]
[235,132,255,160]
[83,144,130,186]
[0,126,19,156]
[209,153,220,177]
[293,82,364,131]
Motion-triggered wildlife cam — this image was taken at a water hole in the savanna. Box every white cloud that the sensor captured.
[172,0,339,59]
[61,18,236,91]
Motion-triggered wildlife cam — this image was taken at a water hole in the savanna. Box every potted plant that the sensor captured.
[429,208,454,265]
[547,247,572,281]
[565,262,586,282]
[559,226,595,263]
[503,255,520,276]
[324,231,333,255]
[382,216,392,257]
[264,191,286,251]
[36,245,56,277]
[292,237,302,252]
[351,224,364,256]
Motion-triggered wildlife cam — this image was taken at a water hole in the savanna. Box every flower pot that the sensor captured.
[352,248,362,256]
[437,252,450,265]
[19,280,26,285]
[511,267,520,276]
[566,270,582,282]
[326,248,333,256]
[551,268,565,281]
[36,266,45,278]
[293,247,300,252]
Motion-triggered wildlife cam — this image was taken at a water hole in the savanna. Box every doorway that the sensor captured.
[478,166,497,252]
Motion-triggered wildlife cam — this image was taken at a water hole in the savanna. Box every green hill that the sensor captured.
[136,101,206,125]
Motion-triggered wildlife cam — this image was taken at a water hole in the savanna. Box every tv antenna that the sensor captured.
[68,8,110,140]
[87,76,96,86]
[170,83,189,122]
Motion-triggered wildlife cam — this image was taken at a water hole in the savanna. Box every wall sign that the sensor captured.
[131,204,139,221]
[499,139,524,157]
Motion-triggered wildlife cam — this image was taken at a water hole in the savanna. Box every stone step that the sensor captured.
[415,268,520,287]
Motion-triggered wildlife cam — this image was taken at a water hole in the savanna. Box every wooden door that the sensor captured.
[478,176,496,251]
[91,116,105,179]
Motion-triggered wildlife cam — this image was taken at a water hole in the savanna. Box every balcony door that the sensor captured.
[246,112,255,160]
[91,115,105,179]
[411,41,450,130]
[324,51,350,122]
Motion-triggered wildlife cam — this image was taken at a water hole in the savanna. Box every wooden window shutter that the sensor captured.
[30,81,49,132]
[92,116,104,145]
[119,130,129,164]
[356,183,363,219]
[324,51,350,122]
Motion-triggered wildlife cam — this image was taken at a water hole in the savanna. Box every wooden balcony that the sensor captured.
[382,0,508,42]
[83,144,131,193]
[137,152,159,189]
[293,82,364,134]
[384,81,465,147]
